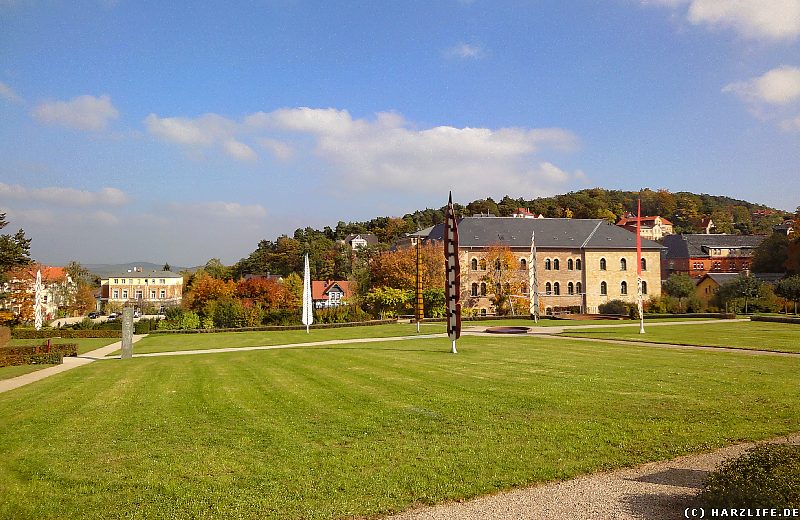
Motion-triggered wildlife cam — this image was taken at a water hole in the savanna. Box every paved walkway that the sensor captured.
[389,433,800,520]
[0,335,144,394]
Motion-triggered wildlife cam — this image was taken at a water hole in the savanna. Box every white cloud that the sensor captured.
[167,201,267,220]
[723,66,800,105]
[781,114,800,131]
[260,138,295,160]
[0,183,129,207]
[148,107,581,199]
[444,42,486,59]
[645,0,800,40]
[0,81,23,103]
[222,139,257,161]
[32,94,119,131]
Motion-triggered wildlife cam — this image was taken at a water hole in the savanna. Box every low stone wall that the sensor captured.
[751,315,800,325]
[149,319,398,334]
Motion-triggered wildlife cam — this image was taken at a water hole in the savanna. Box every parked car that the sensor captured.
[88,312,100,319]
[133,310,141,318]
[107,312,119,320]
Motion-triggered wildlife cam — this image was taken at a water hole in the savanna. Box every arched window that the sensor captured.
[642,281,648,295]
[600,258,607,271]
[567,259,574,270]
[600,281,607,295]
[576,282,582,294]
[553,282,560,295]
[621,281,628,295]
[576,259,582,270]
[471,258,478,271]
[641,258,647,271]
[620,258,627,271]
[568,282,574,295]
[553,259,560,270]
[545,282,552,295]
[480,283,487,296]
[479,258,487,271]
[471,283,478,297]
[520,258,527,270]
[545,258,552,270]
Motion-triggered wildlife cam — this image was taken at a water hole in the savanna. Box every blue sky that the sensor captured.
[2,0,799,266]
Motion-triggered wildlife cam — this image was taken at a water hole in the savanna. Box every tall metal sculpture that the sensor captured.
[636,199,645,334]
[34,269,43,331]
[528,230,539,323]
[302,253,313,333]
[444,193,461,354]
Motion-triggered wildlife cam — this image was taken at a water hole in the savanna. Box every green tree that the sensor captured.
[662,273,696,312]
[0,213,32,284]
[718,274,761,314]
[752,233,789,273]
[775,275,800,315]
[163,262,172,272]
[364,287,412,318]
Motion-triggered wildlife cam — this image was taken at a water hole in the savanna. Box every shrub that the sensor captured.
[0,326,9,348]
[0,343,72,367]
[134,318,161,334]
[11,328,121,339]
[701,444,800,511]
[598,299,628,316]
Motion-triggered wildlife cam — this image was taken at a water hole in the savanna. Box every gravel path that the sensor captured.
[389,433,800,520]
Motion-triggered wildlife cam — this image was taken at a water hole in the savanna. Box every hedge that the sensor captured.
[149,319,398,334]
[701,443,800,510]
[752,315,800,325]
[0,351,64,367]
[11,329,122,339]
[1,343,78,357]
[644,312,736,319]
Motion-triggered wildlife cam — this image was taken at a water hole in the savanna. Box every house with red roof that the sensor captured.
[616,213,673,241]
[2,264,75,320]
[311,280,355,308]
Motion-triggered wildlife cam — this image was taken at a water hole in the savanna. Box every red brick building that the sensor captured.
[662,234,765,279]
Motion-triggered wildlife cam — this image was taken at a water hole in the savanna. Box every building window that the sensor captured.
[642,281,648,295]
[479,259,487,271]
[471,258,478,271]
[480,283,487,296]
[471,283,478,297]
[121,279,126,284]
[576,282,582,294]
[553,259,560,270]
[567,259,574,270]
[159,279,166,284]
[150,290,156,299]
[122,290,128,299]
[553,282,560,295]
[576,259,582,270]
[114,279,119,284]
[43,295,48,304]
[112,289,119,298]
[522,283,528,295]
[600,281,607,296]
[600,258,607,271]
[620,258,627,271]
[480,308,487,316]
[620,281,628,295]
[545,282,552,295]
[135,290,143,300]
[160,289,166,299]
[545,259,552,270]
[568,282,574,295]
[520,258,527,270]
[641,258,647,271]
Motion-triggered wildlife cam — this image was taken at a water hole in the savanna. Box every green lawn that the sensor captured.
[560,320,800,353]
[0,364,57,381]
[119,322,447,355]
[1,335,798,519]
[465,317,716,327]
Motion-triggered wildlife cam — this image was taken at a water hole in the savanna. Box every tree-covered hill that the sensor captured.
[233,188,795,280]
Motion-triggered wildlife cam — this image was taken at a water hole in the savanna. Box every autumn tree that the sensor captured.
[367,242,444,291]
[235,278,292,312]
[481,244,525,315]
[662,273,696,312]
[186,273,236,312]
[775,275,800,315]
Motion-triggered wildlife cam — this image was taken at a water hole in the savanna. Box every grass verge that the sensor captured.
[560,321,800,353]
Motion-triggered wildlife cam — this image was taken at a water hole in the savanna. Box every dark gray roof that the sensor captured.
[663,234,765,259]
[106,270,183,279]
[343,233,379,245]
[420,217,662,250]
[701,272,785,285]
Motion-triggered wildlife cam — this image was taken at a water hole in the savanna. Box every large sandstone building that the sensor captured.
[419,216,663,315]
